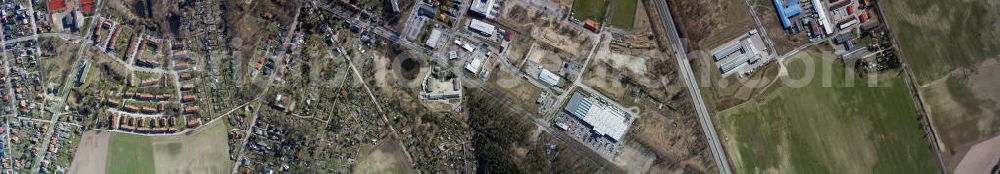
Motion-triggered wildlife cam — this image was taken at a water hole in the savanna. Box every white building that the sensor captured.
[425,29,443,48]
[537,68,561,87]
[465,56,484,74]
[468,19,495,37]
[812,0,834,35]
[469,0,498,19]
[564,92,631,142]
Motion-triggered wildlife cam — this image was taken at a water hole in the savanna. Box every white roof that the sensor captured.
[468,19,495,35]
[538,69,560,86]
[465,57,484,74]
[470,0,497,19]
[462,43,476,52]
[564,93,630,141]
[812,0,834,35]
[425,29,443,48]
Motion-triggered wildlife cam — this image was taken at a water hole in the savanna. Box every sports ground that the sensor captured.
[717,50,940,173]
[571,0,607,22]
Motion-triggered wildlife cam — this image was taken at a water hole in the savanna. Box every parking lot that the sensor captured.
[554,111,621,160]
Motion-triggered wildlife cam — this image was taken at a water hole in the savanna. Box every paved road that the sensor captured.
[652,0,732,173]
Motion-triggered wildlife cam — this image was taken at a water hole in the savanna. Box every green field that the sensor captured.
[717,51,940,173]
[106,134,155,174]
[571,0,608,22]
[607,0,638,28]
[882,0,1000,84]
[104,121,232,173]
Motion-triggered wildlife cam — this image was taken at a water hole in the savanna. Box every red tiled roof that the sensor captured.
[47,0,66,12]
[82,4,94,13]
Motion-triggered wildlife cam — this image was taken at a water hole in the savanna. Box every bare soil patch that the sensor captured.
[68,131,111,174]
[151,120,232,174]
[921,58,1000,170]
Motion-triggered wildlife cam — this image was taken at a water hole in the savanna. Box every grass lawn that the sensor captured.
[882,0,1000,84]
[607,0,637,28]
[717,50,940,173]
[106,134,155,174]
[571,0,608,22]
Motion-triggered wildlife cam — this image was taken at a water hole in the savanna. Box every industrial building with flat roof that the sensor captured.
[469,0,498,19]
[468,19,495,37]
[563,92,631,142]
[812,0,834,35]
[537,69,561,87]
[465,56,485,74]
[425,29,443,48]
[710,30,770,76]
[773,0,801,29]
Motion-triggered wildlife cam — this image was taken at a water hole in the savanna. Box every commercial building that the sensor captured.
[468,19,495,37]
[812,0,834,35]
[773,0,801,29]
[469,0,498,19]
[537,69,561,87]
[710,30,769,76]
[563,92,631,142]
[425,29,442,48]
[465,56,484,74]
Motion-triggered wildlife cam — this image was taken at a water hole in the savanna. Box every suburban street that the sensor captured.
[652,0,733,173]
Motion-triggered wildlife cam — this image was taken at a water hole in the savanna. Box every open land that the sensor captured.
[744,0,807,54]
[68,131,111,174]
[103,121,231,174]
[352,138,416,174]
[882,0,1000,171]
[667,0,755,51]
[717,50,940,173]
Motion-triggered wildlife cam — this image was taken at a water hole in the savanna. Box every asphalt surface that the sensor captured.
[652,0,733,173]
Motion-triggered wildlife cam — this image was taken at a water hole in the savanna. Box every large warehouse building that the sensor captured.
[564,92,631,142]
[468,19,495,37]
[469,0,498,19]
[774,0,801,29]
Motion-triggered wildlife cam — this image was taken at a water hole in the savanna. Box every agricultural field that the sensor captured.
[882,0,1000,171]
[882,0,1000,84]
[571,0,607,22]
[716,50,940,173]
[103,121,231,174]
[607,0,638,28]
[105,132,154,173]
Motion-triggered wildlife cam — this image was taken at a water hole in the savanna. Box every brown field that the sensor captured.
[525,42,575,75]
[611,140,656,173]
[150,119,232,174]
[629,106,714,173]
[920,58,1000,171]
[690,48,782,111]
[953,134,1000,174]
[39,38,81,89]
[668,0,755,51]
[222,0,299,79]
[353,138,416,174]
[498,1,593,57]
[746,0,807,54]
[68,131,111,174]
[487,64,542,113]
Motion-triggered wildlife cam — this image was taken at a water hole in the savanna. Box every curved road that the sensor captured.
[652,0,733,173]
